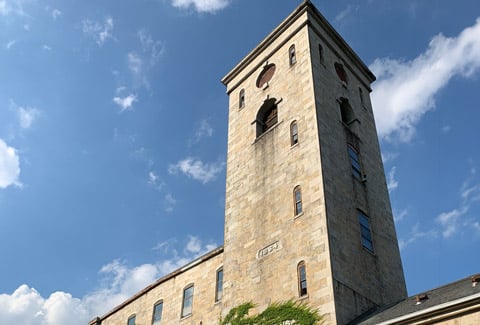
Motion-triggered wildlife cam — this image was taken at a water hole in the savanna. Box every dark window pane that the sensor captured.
[127,315,136,325]
[215,269,223,302]
[152,302,163,325]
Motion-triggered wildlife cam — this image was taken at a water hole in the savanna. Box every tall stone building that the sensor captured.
[88,1,479,325]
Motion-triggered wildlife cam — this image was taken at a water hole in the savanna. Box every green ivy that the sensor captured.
[220,300,323,325]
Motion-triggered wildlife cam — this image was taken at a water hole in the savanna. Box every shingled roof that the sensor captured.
[350,274,480,325]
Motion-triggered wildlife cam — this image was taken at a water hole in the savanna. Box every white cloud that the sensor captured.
[82,17,114,46]
[190,119,214,145]
[51,8,61,20]
[5,40,16,49]
[370,18,480,142]
[399,223,438,250]
[42,44,52,51]
[168,157,225,184]
[436,207,468,238]
[171,0,230,13]
[0,236,216,325]
[0,0,26,16]
[387,166,399,192]
[393,208,408,223]
[334,5,357,23]
[138,30,164,66]
[113,94,137,111]
[18,106,40,129]
[164,193,176,212]
[0,138,21,189]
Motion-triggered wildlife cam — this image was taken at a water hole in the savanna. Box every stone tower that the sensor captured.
[221,1,407,324]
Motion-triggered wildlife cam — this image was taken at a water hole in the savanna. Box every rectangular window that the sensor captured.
[348,146,362,179]
[152,301,163,325]
[181,285,194,318]
[127,315,136,325]
[358,211,374,253]
[215,268,223,302]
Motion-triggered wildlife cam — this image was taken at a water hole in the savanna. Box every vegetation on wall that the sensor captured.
[220,300,324,325]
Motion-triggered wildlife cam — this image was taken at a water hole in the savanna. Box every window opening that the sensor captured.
[215,268,223,302]
[318,44,324,65]
[289,45,296,66]
[291,121,298,146]
[255,98,278,137]
[152,301,163,325]
[127,315,136,325]
[294,186,302,216]
[181,285,194,318]
[348,145,361,179]
[339,98,355,125]
[359,87,364,106]
[334,62,348,84]
[239,89,245,109]
[298,261,308,296]
[358,211,374,253]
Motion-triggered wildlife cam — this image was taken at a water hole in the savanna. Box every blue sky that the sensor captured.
[0,0,479,323]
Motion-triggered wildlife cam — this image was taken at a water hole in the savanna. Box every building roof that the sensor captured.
[350,274,480,325]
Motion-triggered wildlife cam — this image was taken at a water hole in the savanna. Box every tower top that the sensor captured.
[221,0,375,93]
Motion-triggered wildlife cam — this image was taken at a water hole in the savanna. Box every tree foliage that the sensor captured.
[220,300,323,325]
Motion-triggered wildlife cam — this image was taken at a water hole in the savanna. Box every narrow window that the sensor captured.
[339,98,355,125]
[290,121,298,146]
[239,89,245,109]
[358,211,374,253]
[359,87,364,106]
[215,267,223,302]
[289,44,296,66]
[181,285,194,318]
[318,44,324,65]
[127,315,136,325]
[334,62,348,85]
[294,186,302,216]
[348,145,361,179]
[297,261,308,297]
[152,301,163,325]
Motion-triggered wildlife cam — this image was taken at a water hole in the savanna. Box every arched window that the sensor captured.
[289,44,296,66]
[297,261,308,297]
[239,89,245,109]
[152,301,163,325]
[127,314,136,325]
[318,44,324,65]
[359,87,364,106]
[339,98,355,125]
[181,284,194,318]
[255,98,278,137]
[290,121,298,146]
[293,186,302,216]
[334,62,348,85]
[215,267,223,302]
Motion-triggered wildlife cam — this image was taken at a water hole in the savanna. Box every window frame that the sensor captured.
[127,314,136,325]
[289,44,296,66]
[318,44,324,65]
[181,284,194,318]
[297,261,308,297]
[151,300,163,325]
[348,145,362,179]
[293,186,303,216]
[290,121,298,146]
[215,267,223,302]
[358,211,374,253]
[239,89,245,109]
[359,87,364,106]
